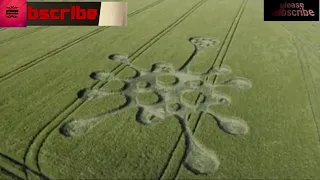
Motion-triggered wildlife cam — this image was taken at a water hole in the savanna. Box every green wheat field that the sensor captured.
[1,0,320,179]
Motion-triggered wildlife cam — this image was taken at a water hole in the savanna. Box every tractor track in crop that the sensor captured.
[22,0,208,179]
[157,0,248,179]
[281,24,319,99]
[0,0,167,84]
[0,152,47,180]
[282,25,320,143]
[0,165,24,180]
[0,27,50,45]
[21,0,168,178]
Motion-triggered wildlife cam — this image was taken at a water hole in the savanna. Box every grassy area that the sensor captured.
[0,0,320,179]
[0,0,160,77]
[177,0,320,179]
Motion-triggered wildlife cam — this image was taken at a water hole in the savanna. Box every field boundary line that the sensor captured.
[281,25,319,99]
[0,0,167,84]
[0,152,46,179]
[297,43,320,144]
[21,0,206,178]
[0,160,24,180]
[157,0,248,179]
[0,165,24,180]
[281,25,320,143]
[0,27,50,45]
[285,29,320,143]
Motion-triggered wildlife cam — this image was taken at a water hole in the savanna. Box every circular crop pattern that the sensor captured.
[151,63,175,73]
[222,77,252,90]
[166,102,181,113]
[104,79,127,92]
[77,89,105,100]
[211,66,232,75]
[136,91,161,105]
[156,75,179,87]
[211,94,231,106]
[117,67,139,80]
[217,117,249,135]
[180,90,201,109]
[136,81,150,90]
[190,37,218,49]
[90,71,111,81]
[108,53,129,63]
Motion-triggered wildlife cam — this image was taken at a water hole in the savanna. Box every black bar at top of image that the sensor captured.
[27,2,101,26]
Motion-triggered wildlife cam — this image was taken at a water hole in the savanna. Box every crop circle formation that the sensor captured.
[60,36,252,176]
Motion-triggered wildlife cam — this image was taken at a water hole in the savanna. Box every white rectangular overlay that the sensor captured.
[98,2,127,26]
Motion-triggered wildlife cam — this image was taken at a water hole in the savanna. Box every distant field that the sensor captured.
[0,0,320,179]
